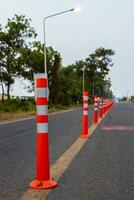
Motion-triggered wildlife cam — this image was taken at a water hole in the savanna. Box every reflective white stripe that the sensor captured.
[95,103,98,106]
[37,105,48,115]
[83,111,88,115]
[94,108,98,111]
[37,123,48,133]
[37,88,47,98]
[84,104,88,108]
[83,96,88,100]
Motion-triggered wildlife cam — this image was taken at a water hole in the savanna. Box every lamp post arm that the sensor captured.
[44,9,74,20]
[43,8,74,75]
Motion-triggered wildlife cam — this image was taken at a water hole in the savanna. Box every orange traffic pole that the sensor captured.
[100,97,103,118]
[29,77,57,189]
[94,96,98,124]
[104,99,107,114]
[80,91,91,138]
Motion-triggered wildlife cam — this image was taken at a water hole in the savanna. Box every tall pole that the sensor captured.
[43,18,47,75]
[93,79,94,96]
[99,88,100,97]
[83,66,85,92]
[127,90,129,102]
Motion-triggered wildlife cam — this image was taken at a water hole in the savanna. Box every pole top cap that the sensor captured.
[83,91,89,96]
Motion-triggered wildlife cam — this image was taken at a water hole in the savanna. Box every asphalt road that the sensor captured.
[46,103,134,200]
[0,106,93,200]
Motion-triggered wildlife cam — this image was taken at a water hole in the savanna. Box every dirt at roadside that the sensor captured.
[0,112,36,122]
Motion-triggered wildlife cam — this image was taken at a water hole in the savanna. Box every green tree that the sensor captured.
[131,96,134,103]
[58,65,83,105]
[17,43,115,105]
[85,47,115,96]
[0,15,37,100]
[21,42,62,104]
[63,47,115,101]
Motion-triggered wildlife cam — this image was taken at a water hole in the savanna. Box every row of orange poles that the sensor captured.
[29,84,114,190]
[81,91,114,137]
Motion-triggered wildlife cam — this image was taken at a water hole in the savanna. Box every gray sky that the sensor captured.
[0,0,134,97]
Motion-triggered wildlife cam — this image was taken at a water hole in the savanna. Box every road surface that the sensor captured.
[46,103,134,200]
[1,103,134,200]
[0,107,93,200]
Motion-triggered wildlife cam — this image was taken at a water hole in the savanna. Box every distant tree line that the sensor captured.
[0,15,115,105]
[119,96,134,103]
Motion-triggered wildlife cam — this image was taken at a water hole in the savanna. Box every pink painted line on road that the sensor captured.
[102,126,134,131]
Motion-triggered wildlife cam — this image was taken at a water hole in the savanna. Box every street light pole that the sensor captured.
[99,88,100,97]
[83,66,85,92]
[93,79,94,96]
[43,19,47,75]
[43,6,81,75]
[127,90,129,102]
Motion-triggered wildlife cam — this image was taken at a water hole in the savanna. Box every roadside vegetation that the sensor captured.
[0,14,115,118]
[131,96,134,103]
[119,96,134,103]
[0,99,35,113]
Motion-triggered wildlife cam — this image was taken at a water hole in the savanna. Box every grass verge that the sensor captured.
[0,102,77,122]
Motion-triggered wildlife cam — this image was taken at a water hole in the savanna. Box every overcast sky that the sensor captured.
[0,0,134,97]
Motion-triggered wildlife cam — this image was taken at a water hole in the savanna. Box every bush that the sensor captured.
[0,96,94,113]
[0,99,36,113]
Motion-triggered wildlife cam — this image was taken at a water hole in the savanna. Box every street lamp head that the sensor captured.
[73,6,81,12]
